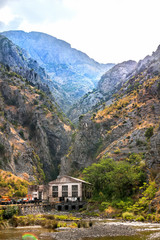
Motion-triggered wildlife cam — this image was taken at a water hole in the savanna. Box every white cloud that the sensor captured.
[0,0,9,8]
[0,0,160,63]
[0,6,16,24]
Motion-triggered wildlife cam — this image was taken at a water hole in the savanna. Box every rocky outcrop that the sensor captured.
[97,60,137,94]
[0,64,72,181]
[2,31,114,112]
[68,60,137,123]
[0,34,60,104]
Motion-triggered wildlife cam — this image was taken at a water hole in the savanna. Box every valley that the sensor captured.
[2,31,114,112]
[0,30,160,237]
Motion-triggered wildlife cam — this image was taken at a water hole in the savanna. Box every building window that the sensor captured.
[52,186,58,197]
[62,185,68,197]
[72,185,78,197]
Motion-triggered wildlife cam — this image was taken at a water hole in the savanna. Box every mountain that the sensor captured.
[0,63,73,181]
[0,34,62,101]
[0,35,73,181]
[68,60,137,123]
[1,30,160,190]
[2,31,114,111]
[60,45,160,179]
[97,60,137,94]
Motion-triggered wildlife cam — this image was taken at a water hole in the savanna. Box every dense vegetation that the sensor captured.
[0,170,29,198]
[82,153,159,221]
[83,153,146,200]
[0,210,93,230]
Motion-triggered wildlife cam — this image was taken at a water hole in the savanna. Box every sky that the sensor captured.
[0,0,160,64]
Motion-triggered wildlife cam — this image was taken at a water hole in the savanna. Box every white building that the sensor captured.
[28,175,92,204]
[48,175,92,203]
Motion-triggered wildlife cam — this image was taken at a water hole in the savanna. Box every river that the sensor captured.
[0,227,54,240]
[0,221,160,240]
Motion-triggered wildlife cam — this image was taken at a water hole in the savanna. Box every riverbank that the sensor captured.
[48,220,160,240]
[1,219,160,240]
[50,222,136,240]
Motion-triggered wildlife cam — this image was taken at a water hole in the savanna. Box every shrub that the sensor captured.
[19,130,24,139]
[136,215,145,221]
[136,140,146,146]
[129,181,157,214]
[143,181,157,199]
[57,222,67,228]
[146,214,152,221]
[3,206,18,219]
[101,202,110,210]
[145,126,153,139]
[113,199,133,211]
[114,148,121,154]
[122,212,134,220]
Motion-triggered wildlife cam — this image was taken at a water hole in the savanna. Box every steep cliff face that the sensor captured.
[61,48,160,178]
[97,60,137,94]
[68,60,137,123]
[0,64,72,182]
[2,31,114,111]
[0,34,61,101]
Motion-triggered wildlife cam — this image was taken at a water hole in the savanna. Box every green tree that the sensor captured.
[83,156,146,200]
[3,206,18,219]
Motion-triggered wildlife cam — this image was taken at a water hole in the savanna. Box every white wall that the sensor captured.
[49,182,83,202]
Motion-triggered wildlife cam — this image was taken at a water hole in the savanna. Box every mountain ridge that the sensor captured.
[0,34,74,181]
[68,60,137,123]
[60,45,160,178]
[2,30,114,112]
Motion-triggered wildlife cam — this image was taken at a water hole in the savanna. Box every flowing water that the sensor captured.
[0,227,54,240]
[0,221,160,240]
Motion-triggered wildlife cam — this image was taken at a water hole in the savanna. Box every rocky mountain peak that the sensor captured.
[2,30,114,112]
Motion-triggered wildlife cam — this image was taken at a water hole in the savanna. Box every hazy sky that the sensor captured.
[0,0,160,64]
